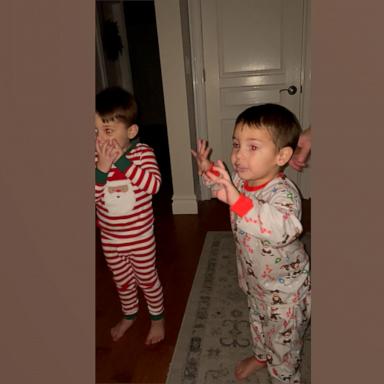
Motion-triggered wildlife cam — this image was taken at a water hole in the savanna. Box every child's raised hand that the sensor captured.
[206,160,240,205]
[191,139,213,176]
[96,139,120,173]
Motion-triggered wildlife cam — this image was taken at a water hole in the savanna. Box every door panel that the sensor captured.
[201,0,306,188]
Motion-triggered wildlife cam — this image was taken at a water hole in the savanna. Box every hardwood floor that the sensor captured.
[96,197,310,383]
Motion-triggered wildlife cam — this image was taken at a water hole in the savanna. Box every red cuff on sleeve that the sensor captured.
[207,162,220,177]
[230,195,253,217]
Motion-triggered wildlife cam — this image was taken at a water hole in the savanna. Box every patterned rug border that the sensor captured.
[166,231,231,384]
[166,231,311,384]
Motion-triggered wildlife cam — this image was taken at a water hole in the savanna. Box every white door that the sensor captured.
[200,0,309,195]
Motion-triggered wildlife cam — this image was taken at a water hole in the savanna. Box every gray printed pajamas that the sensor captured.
[230,173,311,384]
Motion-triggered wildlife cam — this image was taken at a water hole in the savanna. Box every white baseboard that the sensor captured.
[172,195,198,214]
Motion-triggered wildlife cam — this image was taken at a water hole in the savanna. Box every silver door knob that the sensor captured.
[279,85,297,95]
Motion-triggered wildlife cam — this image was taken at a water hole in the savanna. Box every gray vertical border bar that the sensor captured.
[312,0,384,383]
[0,0,95,383]
[1,0,384,383]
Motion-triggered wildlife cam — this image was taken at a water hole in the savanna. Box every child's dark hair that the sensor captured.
[235,103,302,151]
[96,86,138,127]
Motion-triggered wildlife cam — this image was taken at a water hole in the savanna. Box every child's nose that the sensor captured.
[234,148,243,159]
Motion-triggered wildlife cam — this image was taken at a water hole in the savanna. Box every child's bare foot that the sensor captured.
[235,356,266,380]
[145,318,165,345]
[110,318,135,342]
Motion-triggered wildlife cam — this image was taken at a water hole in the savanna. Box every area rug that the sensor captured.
[166,231,311,384]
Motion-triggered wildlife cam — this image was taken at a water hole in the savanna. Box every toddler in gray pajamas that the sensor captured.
[192,103,311,383]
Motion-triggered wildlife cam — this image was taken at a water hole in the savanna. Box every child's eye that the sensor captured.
[232,142,240,149]
[250,145,258,151]
[105,129,112,135]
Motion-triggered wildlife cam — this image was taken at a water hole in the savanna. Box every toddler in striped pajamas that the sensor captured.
[95,86,164,344]
[192,104,311,383]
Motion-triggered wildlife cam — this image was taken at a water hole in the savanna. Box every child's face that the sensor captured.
[231,123,289,187]
[95,113,137,151]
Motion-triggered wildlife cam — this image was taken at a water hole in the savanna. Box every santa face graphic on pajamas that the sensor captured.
[104,178,136,216]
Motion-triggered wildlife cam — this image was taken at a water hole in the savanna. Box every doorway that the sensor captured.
[96,0,173,213]
[188,0,311,198]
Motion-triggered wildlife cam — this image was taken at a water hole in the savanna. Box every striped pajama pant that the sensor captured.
[100,227,164,318]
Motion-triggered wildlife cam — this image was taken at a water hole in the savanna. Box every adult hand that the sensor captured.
[289,128,311,172]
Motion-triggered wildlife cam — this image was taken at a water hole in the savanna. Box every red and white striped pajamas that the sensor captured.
[95,141,164,319]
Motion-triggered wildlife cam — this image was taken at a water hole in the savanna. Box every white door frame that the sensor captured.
[296,0,311,198]
[154,0,198,214]
[188,0,311,199]
[188,0,211,200]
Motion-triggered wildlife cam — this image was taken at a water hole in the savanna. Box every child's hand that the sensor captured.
[206,160,240,205]
[96,139,120,173]
[110,139,124,160]
[191,139,213,176]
